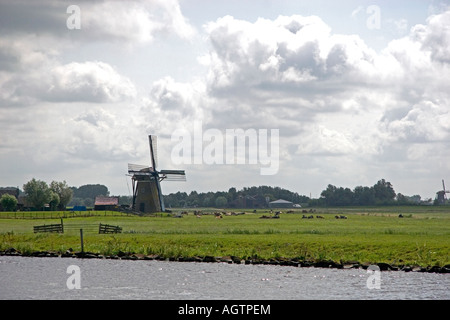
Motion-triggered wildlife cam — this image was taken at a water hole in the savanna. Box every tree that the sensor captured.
[320,185,354,206]
[188,190,199,207]
[23,178,52,210]
[0,194,18,211]
[202,197,212,207]
[50,180,73,210]
[228,187,237,202]
[353,186,375,205]
[215,196,228,208]
[373,179,396,204]
[72,184,109,199]
[49,191,60,211]
[320,184,337,206]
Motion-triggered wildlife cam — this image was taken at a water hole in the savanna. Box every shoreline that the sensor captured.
[1,248,449,274]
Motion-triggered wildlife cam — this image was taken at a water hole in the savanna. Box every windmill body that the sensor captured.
[436,179,449,205]
[128,135,186,213]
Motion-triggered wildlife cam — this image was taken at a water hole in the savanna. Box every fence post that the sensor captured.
[80,229,84,253]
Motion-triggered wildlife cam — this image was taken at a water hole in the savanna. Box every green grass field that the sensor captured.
[1,206,449,268]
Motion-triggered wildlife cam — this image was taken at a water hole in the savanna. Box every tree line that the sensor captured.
[163,185,309,208]
[0,177,429,211]
[315,178,427,206]
[0,179,74,211]
[0,179,126,211]
[318,179,397,206]
[163,179,427,208]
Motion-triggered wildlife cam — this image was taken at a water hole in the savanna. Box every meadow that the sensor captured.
[0,206,449,268]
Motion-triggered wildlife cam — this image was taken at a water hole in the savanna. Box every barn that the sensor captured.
[94,196,119,211]
[269,199,294,208]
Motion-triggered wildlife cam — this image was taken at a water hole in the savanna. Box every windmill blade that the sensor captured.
[159,170,186,181]
[128,163,155,178]
[149,135,158,170]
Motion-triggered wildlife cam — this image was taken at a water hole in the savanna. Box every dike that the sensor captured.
[1,247,449,274]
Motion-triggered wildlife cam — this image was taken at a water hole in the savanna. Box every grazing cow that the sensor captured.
[316,215,324,219]
[216,215,223,219]
[398,214,404,218]
[196,214,201,218]
[302,215,308,219]
[260,214,279,219]
[335,215,347,219]
[302,210,308,213]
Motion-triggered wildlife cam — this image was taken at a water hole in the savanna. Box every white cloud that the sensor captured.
[45,61,136,102]
[0,0,197,107]
[140,76,209,135]
[80,0,196,44]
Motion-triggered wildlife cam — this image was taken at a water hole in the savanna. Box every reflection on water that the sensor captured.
[0,256,448,300]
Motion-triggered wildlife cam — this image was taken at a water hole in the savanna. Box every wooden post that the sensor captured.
[80,229,84,253]
[61,218,64,233]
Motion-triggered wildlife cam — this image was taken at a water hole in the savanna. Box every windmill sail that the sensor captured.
[159,170,186,181]
[149,135,158,170]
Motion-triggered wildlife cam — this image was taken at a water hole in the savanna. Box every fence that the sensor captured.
[33,220,64,233]
[33,220,122,234]
[1,210,132,219]
[98,223,122,234]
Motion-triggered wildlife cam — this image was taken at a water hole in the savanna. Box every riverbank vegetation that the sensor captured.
[1,206,449,271]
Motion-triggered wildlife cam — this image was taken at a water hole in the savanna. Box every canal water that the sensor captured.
[0,256,448,300]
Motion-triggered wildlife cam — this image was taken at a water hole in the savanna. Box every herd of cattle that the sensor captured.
[177,209,348,219]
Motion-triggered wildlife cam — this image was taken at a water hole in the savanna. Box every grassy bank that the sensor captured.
[1,206,449,268]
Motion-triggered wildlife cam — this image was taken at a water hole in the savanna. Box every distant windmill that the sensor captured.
[128,135,186,213]
[436,179,449,205]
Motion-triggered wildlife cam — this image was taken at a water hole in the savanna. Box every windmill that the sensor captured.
[128,135,186,213]
[436,179,449,205]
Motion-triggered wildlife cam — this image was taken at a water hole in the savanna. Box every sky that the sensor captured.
[1,0,449,201]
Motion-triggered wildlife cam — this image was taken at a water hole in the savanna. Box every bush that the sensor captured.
[0,194,18,211]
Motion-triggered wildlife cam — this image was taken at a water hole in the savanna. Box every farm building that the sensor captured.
[94,196,119,211]
[0,187,19,199]
[269,199,294,208]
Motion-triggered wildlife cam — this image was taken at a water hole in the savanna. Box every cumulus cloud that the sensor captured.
[0,0,196,44]
[140,76,209,136]
[0,0,196,107]
[203,14,385,91]
[44,61,136,102]
[411,10,450,63]
[379,10,450,151]
[80,0,196,44]
[0,55,137,106]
